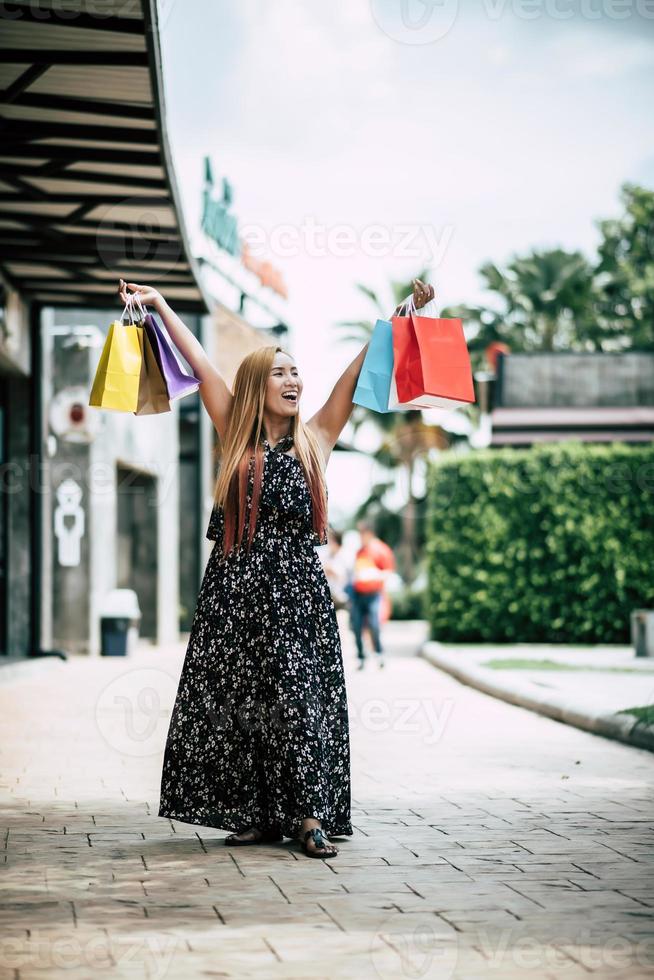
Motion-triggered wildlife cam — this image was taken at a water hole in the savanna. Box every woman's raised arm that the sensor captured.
[307,279,435,464]
[307,344,369,464]
[119,280,233,441]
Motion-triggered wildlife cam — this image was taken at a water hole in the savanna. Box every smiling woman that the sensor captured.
[117,276,433,859]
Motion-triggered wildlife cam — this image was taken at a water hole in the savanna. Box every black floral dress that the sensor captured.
[158,432,352,839]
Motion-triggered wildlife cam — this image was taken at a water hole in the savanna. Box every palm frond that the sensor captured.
[354,283,383,313]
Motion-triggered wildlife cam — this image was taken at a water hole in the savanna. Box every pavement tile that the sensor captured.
[1,626,652,978]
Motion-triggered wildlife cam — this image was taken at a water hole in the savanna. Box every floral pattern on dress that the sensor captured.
[158,431,352,839]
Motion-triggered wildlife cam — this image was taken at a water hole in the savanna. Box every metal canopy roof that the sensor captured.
[0,0,210,313]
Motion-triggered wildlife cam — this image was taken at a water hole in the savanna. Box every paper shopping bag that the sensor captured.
[89,320,143,412]
[352,319,394,413]
[142,311,201,401]
[134,327,172,416]
[389,312,475,410]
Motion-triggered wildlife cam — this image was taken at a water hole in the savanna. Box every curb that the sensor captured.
[0,655,67,685]
[421,642,654,754]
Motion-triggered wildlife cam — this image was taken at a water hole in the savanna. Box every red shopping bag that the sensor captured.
[390,310,475,410]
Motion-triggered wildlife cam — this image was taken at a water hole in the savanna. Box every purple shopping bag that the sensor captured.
[142,311,201,401]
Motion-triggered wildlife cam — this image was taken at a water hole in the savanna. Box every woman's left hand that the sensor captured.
[412,278,435,309]
[392,278,435,316]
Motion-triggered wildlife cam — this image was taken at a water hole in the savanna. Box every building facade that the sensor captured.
[0,2,292,660]
[486,352,654,447]
[0,2,210,659]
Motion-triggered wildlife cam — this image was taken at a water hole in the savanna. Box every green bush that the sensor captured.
[389,583,427,621]
[425,443,654,643]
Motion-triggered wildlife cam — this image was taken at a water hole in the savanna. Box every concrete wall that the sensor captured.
[498,352,654,408]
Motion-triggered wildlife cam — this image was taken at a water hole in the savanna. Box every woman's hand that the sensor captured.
[119,276,236,441]
[412,278,435,309]
[393,278,435,316]
[118,279,163,310]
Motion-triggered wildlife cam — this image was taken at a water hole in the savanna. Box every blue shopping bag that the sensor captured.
[352,319,394,413]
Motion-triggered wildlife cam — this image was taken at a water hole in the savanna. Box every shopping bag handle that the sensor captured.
[404,291,440,319]
[397,293,417,317]
[131,292,148,320]
[120,294,136,324]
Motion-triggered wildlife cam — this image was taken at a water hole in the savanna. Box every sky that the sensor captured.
[156,0,654,524]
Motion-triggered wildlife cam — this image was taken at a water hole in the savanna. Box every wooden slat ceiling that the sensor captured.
[0,0,210,313]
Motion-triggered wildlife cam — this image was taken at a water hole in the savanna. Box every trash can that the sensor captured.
[100,589,141,656]
[631,610,654,658]
[101,616,131,656]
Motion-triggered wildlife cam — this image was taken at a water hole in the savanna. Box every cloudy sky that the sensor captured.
[157,0,654,522]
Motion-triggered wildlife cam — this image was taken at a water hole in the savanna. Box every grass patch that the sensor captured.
[481,658,654,673]
[618,705,654,727]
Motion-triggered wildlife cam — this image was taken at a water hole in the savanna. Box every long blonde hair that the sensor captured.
[213,345,328,557]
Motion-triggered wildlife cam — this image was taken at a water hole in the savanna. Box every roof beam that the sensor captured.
[2,255,188,274]
[1,119,157,144]
[0,0,209,314]
[0,210,176,234]
[0,91,155,121]
[35,159,74,176]
[3,64,50,103]
[0,228,182,246]
[0,244,188,263]
[3,7,146,35]
[28,294,204,313]
[66,201,96,223]
[0,163,166,190]
[22,277,196,291]
[0,172,50,201]
[0,49,149,66]
[0,191,171,205]
[0,144,161,165]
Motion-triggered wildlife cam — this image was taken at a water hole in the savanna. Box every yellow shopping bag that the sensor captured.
[89,311,143,413]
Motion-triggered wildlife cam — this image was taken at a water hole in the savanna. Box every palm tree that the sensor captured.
[444,249,595,367]
[337,272,448,581]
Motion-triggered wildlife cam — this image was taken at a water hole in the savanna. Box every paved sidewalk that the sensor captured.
[422,642,654,753]
[1,620,653,979]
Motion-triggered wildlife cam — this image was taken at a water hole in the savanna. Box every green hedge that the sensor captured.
[425,443,654,643]
[389,580,428,621]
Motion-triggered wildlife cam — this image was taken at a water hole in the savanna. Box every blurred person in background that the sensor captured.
[319,527,351,611]
[350,521,396,670]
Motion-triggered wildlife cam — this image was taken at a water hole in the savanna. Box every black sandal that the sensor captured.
[301,827,338,859]
[224,826,282,846]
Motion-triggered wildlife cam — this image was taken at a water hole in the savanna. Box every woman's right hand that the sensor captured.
[118,279,163,309]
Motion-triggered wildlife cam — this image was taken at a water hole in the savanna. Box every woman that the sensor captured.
[118,276,434,859]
